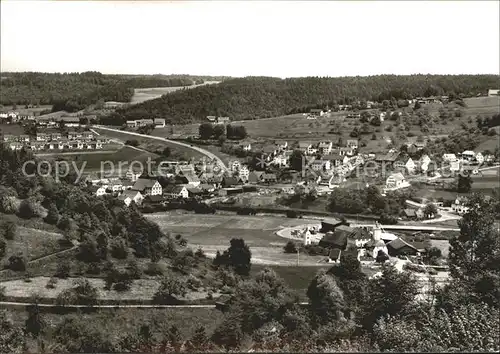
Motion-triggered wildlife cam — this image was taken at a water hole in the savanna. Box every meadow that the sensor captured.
[1,223,64,263]
[0,123,25,135]
[94,127,205,161]
[9,307,225,343]
[35,145,159,171]
[145,213,325,265]
[130,81,220,104]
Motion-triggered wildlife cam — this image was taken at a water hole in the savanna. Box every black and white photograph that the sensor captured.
[0,0,499,353]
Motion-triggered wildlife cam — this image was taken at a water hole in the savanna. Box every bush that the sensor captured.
[186,275,203,290]
[0,237,6,259]
[303,244,328,256]
[127,260,142,279]
[8,254,26,271]
[125,139,139,147]
[195,247,206,258]
[55,260,71,278]
[379,213,398,224]
[283,241,298,254]
[86,262,101,275]
[23,271,33,283]
[56,279,99,306]
[46,277,58,289]
[404,263,426,273]
[286,210,299,218]
[110,239,129,259]
[376,250,389,263]
[145,262,165,276]
[18,199,37,219]
[0,221,16,240]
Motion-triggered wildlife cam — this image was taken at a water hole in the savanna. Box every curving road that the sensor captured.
[93,125,228,172]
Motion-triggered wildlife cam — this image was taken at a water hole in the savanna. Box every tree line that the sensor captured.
[0,72,227,111]
[117,74,499,124]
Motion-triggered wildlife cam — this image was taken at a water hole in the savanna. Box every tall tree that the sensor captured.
[457,174,473,192]
[307,271,346,325]
[213,238,252,276]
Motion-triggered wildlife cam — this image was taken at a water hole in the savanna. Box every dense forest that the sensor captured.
[0,72,228,111]
[116,75,500,124]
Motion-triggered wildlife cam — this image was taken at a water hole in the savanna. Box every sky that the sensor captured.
[1,1,499,78]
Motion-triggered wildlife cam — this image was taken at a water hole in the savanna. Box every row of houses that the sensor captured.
[206,116,231,125]
[3,131,98,143]
[3,131,110,151]
[8,139,108,151]
[126,118,166,128]
[0,111,36,122]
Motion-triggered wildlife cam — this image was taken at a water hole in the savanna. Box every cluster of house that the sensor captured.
[126,118,166,128]
[86,162,276,206]
[0,109,99,129]
[0,111,35,122]
[303,220,428,263]
[2,131,110,151]
[206,116,231,125]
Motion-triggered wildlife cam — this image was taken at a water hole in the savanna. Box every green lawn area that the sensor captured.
[0,123,25,135]
[3,226,63,261]
[251,264,328,295]
[147,213,288,247]
[45,146,159,171]
[95,127,205,160]
[10,307,224,341]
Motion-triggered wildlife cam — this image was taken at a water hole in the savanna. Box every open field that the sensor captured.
[3,226,63,262]
[0,123,25,135]
[476,127,500,152]
[0,276,218,303]
[36,145,158,171]
[146,213,318,246]
[8,307,224,341]
[463,96,500,115]
[130,81,220,104]
[146,213,325,265]
[0,105,53,115]
[95,127,206,160]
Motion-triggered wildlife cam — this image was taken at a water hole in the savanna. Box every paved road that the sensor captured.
[35,150,117,157]
[0,301,310,309]
[93,125,228,172]
[350,224,460,232]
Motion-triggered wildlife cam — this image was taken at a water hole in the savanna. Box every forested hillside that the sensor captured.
[0,72,228,111]
[117,75,499,124]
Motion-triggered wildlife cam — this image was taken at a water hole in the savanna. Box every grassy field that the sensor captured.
[95,127,205,160]
[146,213,325,265]
[1,105,53,115]
[476,127,500,152]
[0,123,25,135]
[37,145,158,171]
[463,96,500,115]
[2,226,63,261]
[130,81,220,104]
[9,307,224,343]
[251,264,328,296]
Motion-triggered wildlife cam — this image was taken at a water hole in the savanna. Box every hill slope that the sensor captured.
[117,75,499,124]
[0,72,229,110]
